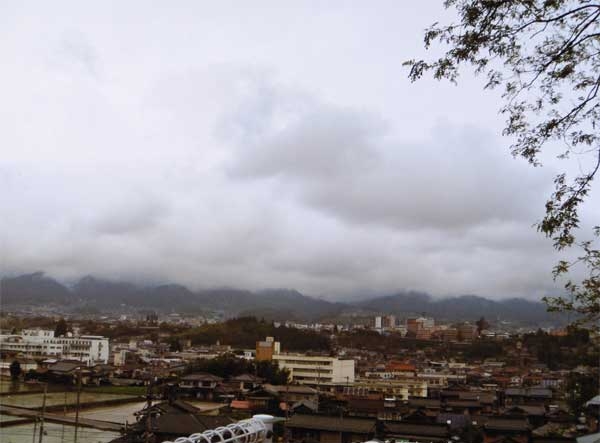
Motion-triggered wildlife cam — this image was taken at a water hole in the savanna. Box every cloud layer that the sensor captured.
[2,1,594,300]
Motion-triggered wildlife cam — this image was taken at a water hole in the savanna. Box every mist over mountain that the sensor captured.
[0,272,563,325]
[1,272,74,305]
[357,292,560,325]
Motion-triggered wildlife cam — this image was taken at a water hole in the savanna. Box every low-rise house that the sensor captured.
[483,417,531,443]
[446,399,484,415]
[503,405,547,428]
[286,414,375,443]
[90,363,115,385]
[382,421,451,443]
[407,397,442,411]
[47,360,89,384]
[179,373,223,400]
[243,384,319,414]
[505,388,553,406]
[230,373,263,392]
[132,400,234,442]
[263,384,319,405]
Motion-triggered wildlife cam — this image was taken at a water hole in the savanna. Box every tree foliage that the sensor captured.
[54,318,68,337]
[405,0,600,323]
[9,360,21,380]
[183,317,331,352]
[185,354,290,384]
[475,316,490,335]
[522,326,598,369]
[565,371,598,413]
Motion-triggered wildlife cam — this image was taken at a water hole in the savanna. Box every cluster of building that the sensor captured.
[1,321,597,443]
[0,329,109,365]
[370,315,493,341]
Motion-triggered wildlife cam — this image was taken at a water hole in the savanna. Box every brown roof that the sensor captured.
[504,406,546,416]
[447,400,483,408]
[48,361,84,373]
[286,414,375,434]
[408,398,441,409]
[505,388,552,398]
[232,373,263,382]
[151,414,234,435]
[458,392,497,404]
[485,418,530,432]
[181,372,223,382]
[264,384,317,395]
[384,422,450,438]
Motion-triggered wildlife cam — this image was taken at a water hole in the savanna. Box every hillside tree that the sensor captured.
[54,318,68,337]
[405,0,600,323]
[476,317,490,335]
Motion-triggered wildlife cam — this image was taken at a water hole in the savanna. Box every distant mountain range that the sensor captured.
[0,272,564,326]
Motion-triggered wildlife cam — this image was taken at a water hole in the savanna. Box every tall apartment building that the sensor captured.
[273,353,355,385]
[256,336,355,385]
[374,315,396,331]
[0,329,109,365]
[407,317,435,339]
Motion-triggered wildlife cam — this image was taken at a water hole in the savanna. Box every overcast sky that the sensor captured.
[1,1,597,300]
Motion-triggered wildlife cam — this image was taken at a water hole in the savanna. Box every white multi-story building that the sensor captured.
[0,330,109,365]
[273,353,355,385]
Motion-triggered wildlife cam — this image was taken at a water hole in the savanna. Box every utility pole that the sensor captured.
[145,373,155,443]
[74,368,82,443]
[285,384,289,420]
[61,390,67,443]
[38,382,47,443]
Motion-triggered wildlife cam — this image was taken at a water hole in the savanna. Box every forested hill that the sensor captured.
[0,272,563,325]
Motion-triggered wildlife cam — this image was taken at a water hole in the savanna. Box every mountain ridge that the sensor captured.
[0,272,563,325]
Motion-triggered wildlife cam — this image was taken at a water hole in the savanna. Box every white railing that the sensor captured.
[161,415,417,443]
[163,414,275,443]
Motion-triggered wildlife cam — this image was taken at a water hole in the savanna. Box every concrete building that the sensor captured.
[407,317,435,339]
[113,349,128,366]
[374,316,383,329]
[255,336,280,361]
[273,353,355,385]
[254,336,355,385]
[346,377,428,400]
[373,315,396,332]
[382,315,396,329]
[457,322,477,341]
[0,330,109,365]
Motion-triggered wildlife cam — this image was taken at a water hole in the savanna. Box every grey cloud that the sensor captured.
[0,2,582,300]
[224,83,552,232]
[228,103,384,180]
[90,196,168,235]
[52,29,100,77]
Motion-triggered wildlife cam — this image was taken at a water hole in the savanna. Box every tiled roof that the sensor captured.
[503,405,546,416]
[484,418,530,432]
[505,388,552,398]
[231,373,263,382]
[181,372,223,382]
[408,398,441,408]
[48,361,83,373]
[384,422,450,437]
[286,414,375,434]
[264,384,317,395]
